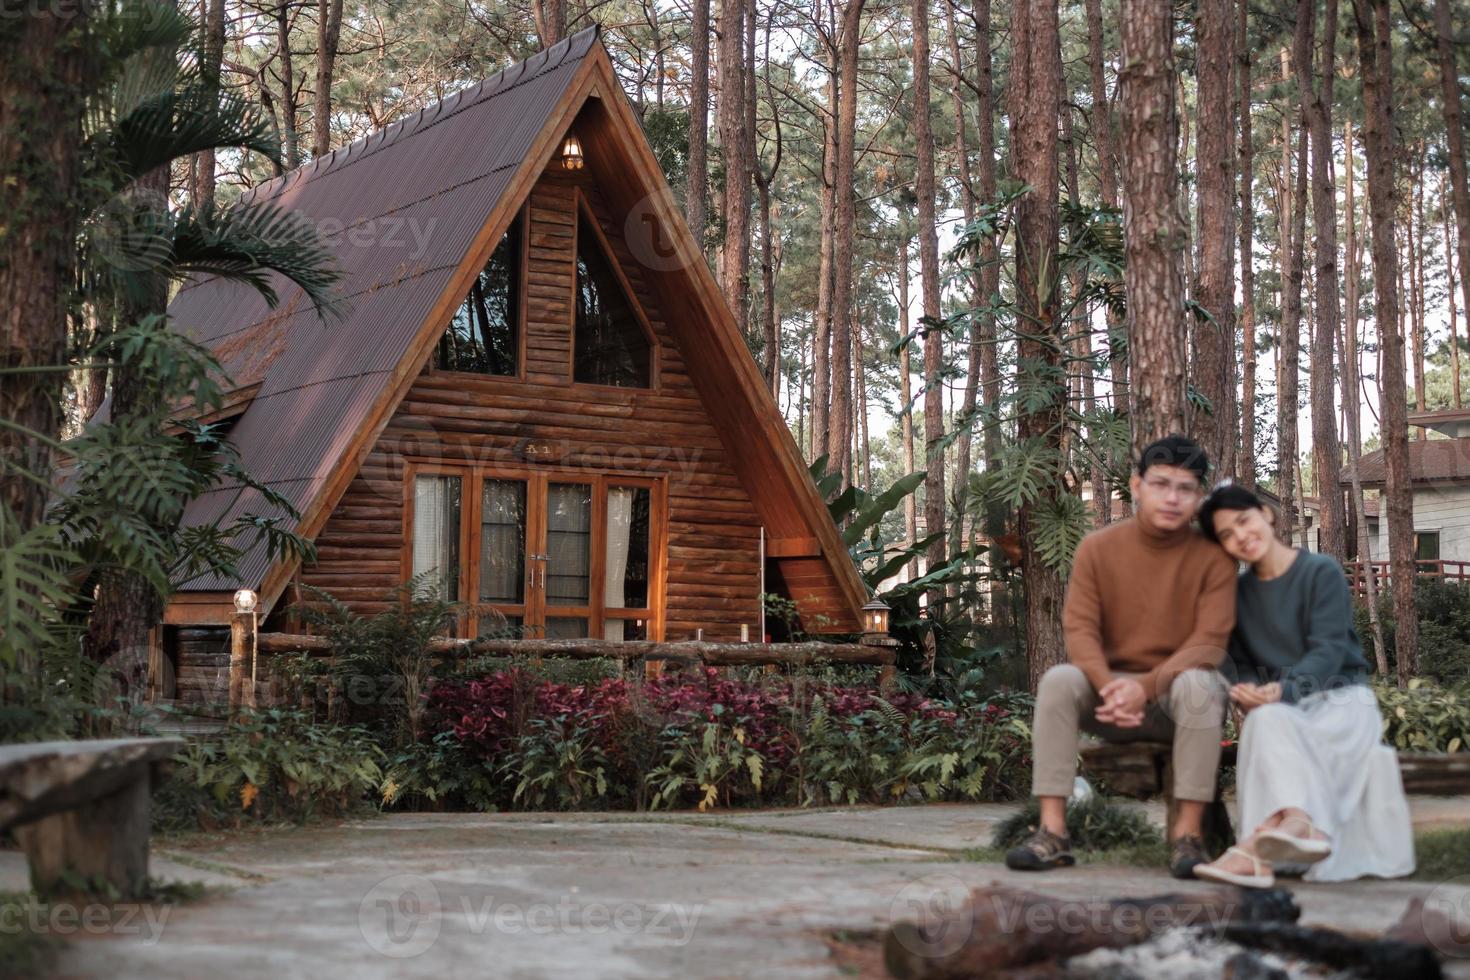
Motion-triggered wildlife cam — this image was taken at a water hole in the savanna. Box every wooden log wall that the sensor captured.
[300,162,765,641]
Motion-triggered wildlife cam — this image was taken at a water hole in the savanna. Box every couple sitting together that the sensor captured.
[1005,435,1415,887]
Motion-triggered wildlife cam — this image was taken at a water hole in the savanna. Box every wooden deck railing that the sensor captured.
[226,619,897,714]
[1344,559,1470,597]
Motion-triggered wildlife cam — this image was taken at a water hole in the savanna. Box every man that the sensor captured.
[1005,434,1237,879]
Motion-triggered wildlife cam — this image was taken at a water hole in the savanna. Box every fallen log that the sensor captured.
[884,885,1299,979]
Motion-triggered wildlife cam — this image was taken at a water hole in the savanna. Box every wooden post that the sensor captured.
[228,611,251,715]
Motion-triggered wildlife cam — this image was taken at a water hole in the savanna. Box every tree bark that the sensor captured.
[0,6,90,549]
[811,37,838,466]
[947,0,980,539]
[1279,38,1306,545]
[1238,0,1258,488]
[973,0,1006,551]
[1445,173,1463,408]
[535,0,567,46]
[914,0,946,599]
[312,0,343,158]
[685,0,710,245]
[898,234,920,579]
[1192,0,1237,481]
[192,0,226,210]
[1352,0,1417,684]
[1300,0,1345,560]
[1437,0,1470,410]
[717,0,750,332]
[1120,0,1188,453]
[276,1,300,171]
[824,0,864,488]
[1009,0,1065,688]
[754,15,782,394]
[1342,120,1388,673]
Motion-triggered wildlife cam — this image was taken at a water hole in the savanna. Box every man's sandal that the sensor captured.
[1193,847,1276,889]
[1254,814,1332,866]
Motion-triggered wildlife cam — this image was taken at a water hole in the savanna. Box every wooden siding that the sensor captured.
[300,162,765,640]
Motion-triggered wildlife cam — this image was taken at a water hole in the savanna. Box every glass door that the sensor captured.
[540,480,593,638]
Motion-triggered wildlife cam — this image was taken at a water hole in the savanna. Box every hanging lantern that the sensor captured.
[862,599,891,640]
[560,134,585,170]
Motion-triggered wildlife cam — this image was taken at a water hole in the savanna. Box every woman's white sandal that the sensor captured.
[1193,847,1276,889]
[1254,815,1332,866]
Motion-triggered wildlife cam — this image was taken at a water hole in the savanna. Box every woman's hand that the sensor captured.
[1230,682,1283,714]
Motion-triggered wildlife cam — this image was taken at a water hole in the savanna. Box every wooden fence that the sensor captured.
[1344,559,1470,598]
[226,615,897,714]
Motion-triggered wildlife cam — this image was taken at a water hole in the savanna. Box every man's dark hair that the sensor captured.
[1135,434,1209,484]
[1197,483,1267,543]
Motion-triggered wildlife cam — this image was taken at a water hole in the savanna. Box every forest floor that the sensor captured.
[5,800,1470,978]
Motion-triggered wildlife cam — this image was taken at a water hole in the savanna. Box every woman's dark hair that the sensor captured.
[1197,483,1267,543]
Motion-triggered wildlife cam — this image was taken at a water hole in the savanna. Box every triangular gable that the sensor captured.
[166,29,868,633]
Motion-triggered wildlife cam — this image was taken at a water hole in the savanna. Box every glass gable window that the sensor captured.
[436,213,522,376]
[573,215,651,388]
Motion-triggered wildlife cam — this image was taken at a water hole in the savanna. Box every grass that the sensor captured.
[1411,826,1470,881]
[0,891,60,979]
[990,795,1163,852]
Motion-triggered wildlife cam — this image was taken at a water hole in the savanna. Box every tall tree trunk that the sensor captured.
[717,0,750,331]
[1120,0,1188,453]
[1445,173,1463,408]
[1412,157,1427,420]
[1353,0,1417,685]
[312,0,344,158]
[276,1,300,170]
[914,0,946,600]
[1343,120,1389,673]
[947,0,981,537]
[193,0,226,210]
[1300,0,1345,560]
[1063,106,1103,528]
[685,0,710,244]
[824,0,864,488]
[754,18,782,394]
[898,235,920,579]
[1279,35,1307,545]
[1010,0,1065,688]
[811,38,838,465]
[1192,0,1237,480]
[536,0,567,46]
[1436,0,1470,401]
[1238,0,1258,487]
[0,7,90,553]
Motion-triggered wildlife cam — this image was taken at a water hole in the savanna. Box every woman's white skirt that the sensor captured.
[1235,684,1415,882]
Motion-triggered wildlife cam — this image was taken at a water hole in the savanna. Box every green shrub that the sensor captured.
[501,716,614,811]
[991,794,1163,852]
[1356,578,1470,685]
[152,708,384,832]
[1375,679,1470,752]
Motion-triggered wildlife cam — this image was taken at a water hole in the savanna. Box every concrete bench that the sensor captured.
[0,737,183,897]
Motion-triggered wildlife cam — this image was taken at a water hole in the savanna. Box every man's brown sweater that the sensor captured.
[1062,517,1238,701]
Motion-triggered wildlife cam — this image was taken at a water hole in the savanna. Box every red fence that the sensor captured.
[1344,559,1470,597]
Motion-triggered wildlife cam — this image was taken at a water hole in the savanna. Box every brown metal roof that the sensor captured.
[1340,437,1470,488]
[169,28,599,591]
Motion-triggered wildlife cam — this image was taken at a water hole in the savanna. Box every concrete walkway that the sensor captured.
[6,800,1470,979]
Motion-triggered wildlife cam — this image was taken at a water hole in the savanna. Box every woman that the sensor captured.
[1190,483,1414,887]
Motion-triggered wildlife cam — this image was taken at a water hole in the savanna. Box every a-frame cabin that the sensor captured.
[159,28,868,693]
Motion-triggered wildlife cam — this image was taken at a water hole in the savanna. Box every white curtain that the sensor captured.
[603,488,634,640]
[546,483,591,605]
[480,480,525,603]
[412,475,459,600]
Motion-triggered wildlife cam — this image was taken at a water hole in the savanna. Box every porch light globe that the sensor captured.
[234,589,258,614]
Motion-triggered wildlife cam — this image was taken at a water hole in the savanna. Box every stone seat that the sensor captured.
[0,737,183,896]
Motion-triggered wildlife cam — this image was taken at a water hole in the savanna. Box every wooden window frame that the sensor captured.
[401,458,666,640]
[568,188,660,392]
[427,201,531,382]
